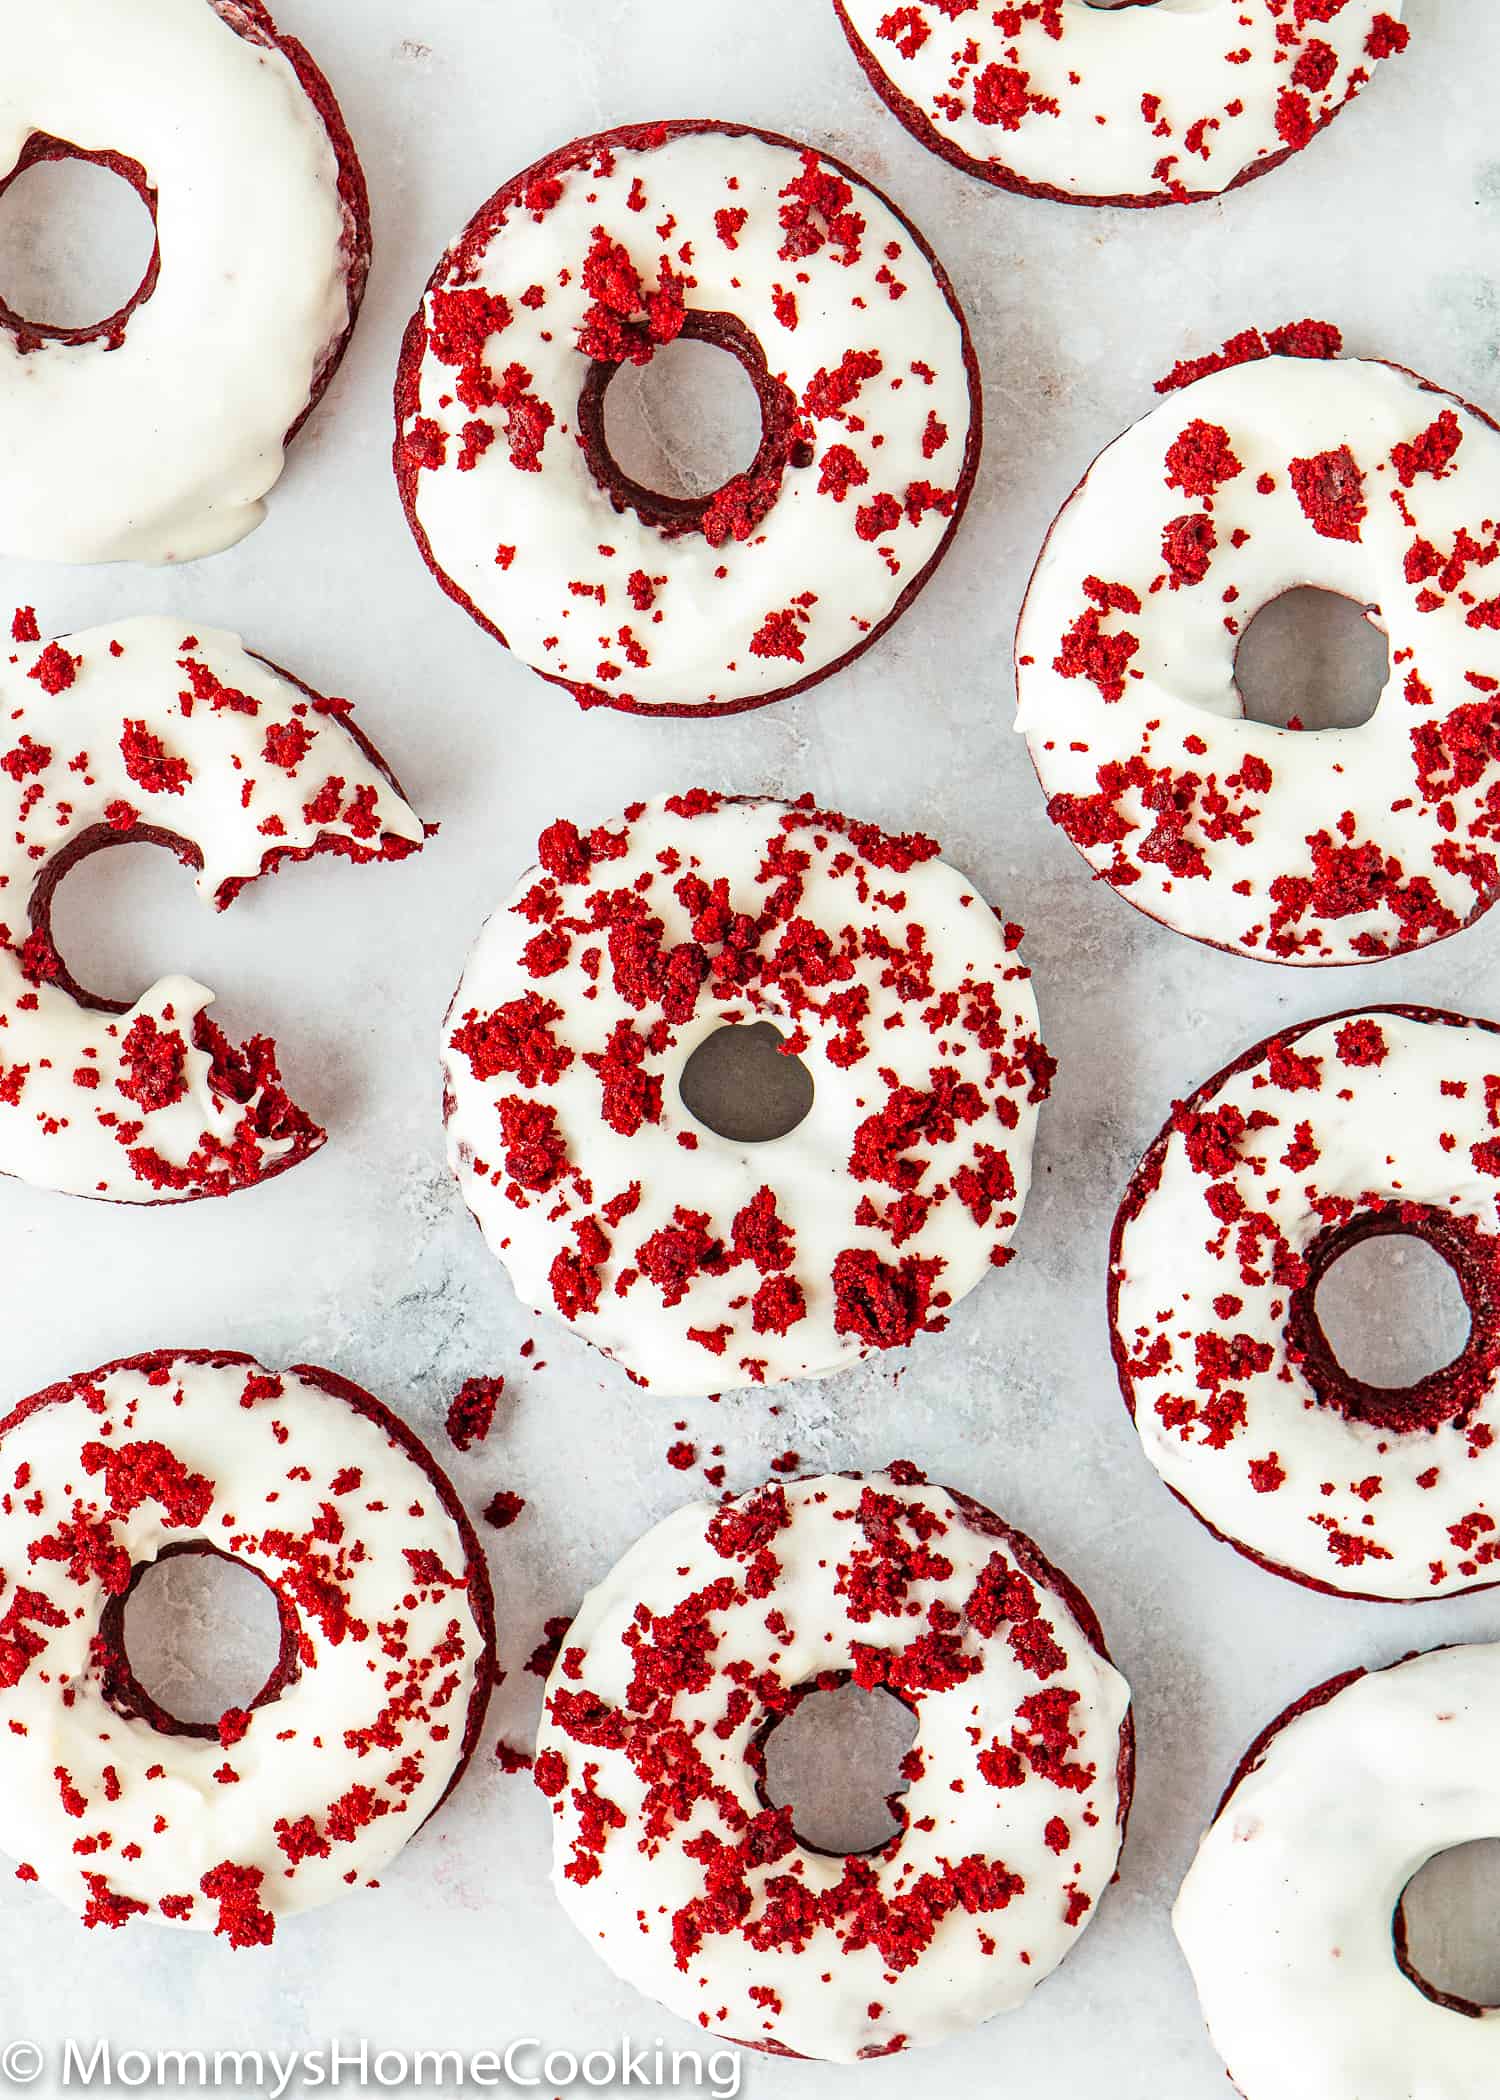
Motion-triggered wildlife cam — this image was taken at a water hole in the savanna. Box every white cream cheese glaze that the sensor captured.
[0,1350,494,1945]
[441,792,1051,1396]
[0,0,365,564]
[1016,343,1500,964]
[1176,1644,1500,2100]
[396,121,979,715]
[0,613,425,1203]
[1112,1006,1500,1601]
[835,0,1408,206]
[535,1467,1132,2062]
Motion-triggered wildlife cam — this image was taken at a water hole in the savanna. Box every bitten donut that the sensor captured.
[0,0,370,564]
[1111,1005,1500,1602]
[0,1349,496,1944]
[0,612,425,1203]
[1176,1644,1500,2100]
[442,792,1052,1395]
[834,1,1409,208]
[395,120,980,717]
[1016,328,1500,965]
[535,1465,1132,2062]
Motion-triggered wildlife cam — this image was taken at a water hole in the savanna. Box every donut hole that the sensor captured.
[116,1545,291,1735]
[1233,588,1388,732]
[44,832,209,1013]
[1395,1840,1500,2013]
[602,335,764,501]
[759,1680,918,1857]
[678,1021,814,1144]
[1314,1231,1472,1393]
[0,145,158,337]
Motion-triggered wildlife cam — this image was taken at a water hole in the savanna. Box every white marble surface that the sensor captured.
[0,2,1498,2094]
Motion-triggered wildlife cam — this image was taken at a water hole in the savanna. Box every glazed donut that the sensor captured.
[1015,328,1500,965]
[0,613,425,1204]
[534,1465,1132,2062]
[1111,1005,1500,1603]
[0,1349,496,1944]
[833,1,1409,208]
[1176,1644,1500,2100]
[395,120,980,717]
[441,792,1052,1395]
[0,0,370,564]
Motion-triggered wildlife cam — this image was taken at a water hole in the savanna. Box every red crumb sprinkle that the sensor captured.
[1392,410,1463,489]
[1164,421,1243,499]
[1248,1455,1287,1495]
[217,1708,252,1749]
[1289,445,1366,542]
[526,1616,573,1679]
[199,1861,275,1949]
[1155,320,1342,395]
[1367,14,1410,59]
[482,1490,526,1530]
[832,1247,944,1350]
[81,1438,212,1528]
[117,1016,189,1114]
[120,720,191,796]
[29,642,79,694]
[82,1874,149,1932]
[446,1377,505,1453]
[1335,1018,1388,1067]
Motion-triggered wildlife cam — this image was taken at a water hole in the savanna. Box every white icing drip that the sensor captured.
[0,1354,489,1940]
[1176,1644,1500,2100]
[1114,1008,1500,1600]
[441,793,1047,1396]
[1016,354,1500,964]
[0,615,425,1203]
[837,0,1406,204]
[0,0,357,563]
[400,126,975,712]
[537,1470,1131,2063]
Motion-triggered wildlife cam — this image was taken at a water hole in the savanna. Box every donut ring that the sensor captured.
[0,0,371,564]
[0,613,425,1204]
[832,1,1409,209]
[1111,1005,1500,1603]
[395,120,981,717]
[1175,1644,1500,2100]
[0,1349,497,1945]
[534,1465,1133,2062]
[441,791,1052,1396]
[1015,329,1500,965]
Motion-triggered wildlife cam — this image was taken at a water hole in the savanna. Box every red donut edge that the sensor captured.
[830,0,1388,211]
[391,117,984,720]
[220,0,374,446]
[1107,1002,1500,1605]
[0,1346,499,1829]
